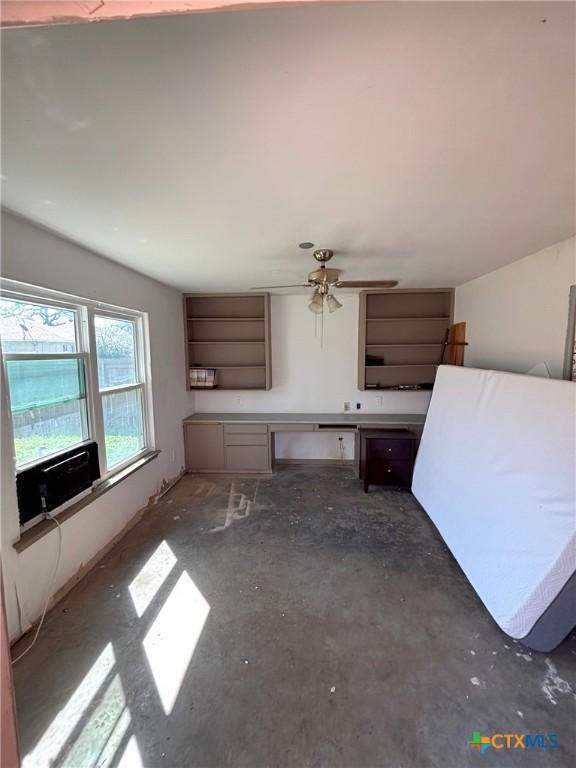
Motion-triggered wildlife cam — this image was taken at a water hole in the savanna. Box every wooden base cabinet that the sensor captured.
[359,429,417,491]
[184,422,271,473]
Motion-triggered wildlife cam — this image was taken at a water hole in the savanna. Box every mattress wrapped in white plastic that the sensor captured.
[412,366,575,642]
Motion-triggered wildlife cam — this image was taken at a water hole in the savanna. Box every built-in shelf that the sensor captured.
[184,293,271,391]
[358,289,454,390]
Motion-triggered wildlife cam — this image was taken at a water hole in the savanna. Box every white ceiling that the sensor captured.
[2,2,574,292]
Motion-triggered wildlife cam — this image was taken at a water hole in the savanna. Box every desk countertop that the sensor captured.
[184,412,427,425]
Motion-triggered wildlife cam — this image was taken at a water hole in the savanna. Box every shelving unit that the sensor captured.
[358,289,454,390]
[183,293,271,390]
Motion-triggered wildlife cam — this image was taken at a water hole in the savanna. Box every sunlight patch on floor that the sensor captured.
[128,540,177,618]
[60,674,127,768]
[22,643,116,768]
[93,707,132,768]
[143,571,210,715]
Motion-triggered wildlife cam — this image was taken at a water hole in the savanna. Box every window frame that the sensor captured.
[563,285,576,381]
[0,280,155,482]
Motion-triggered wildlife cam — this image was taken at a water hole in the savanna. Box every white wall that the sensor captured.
[1,211,190,642]
[455,237,576,378]
[194,294,432,459]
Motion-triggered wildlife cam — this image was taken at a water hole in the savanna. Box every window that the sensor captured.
[5,357,89,467]
[0,287,153,480]
[94,315,146,468]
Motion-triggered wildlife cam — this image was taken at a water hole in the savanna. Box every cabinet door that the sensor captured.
[184,424,224,470]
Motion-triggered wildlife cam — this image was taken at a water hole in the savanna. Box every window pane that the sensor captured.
[5,358,88,467]
[0,298,77,353]
[102,389,144,468]
[95,316,138,389]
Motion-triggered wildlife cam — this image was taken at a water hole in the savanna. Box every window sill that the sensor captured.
[13,450,161,553]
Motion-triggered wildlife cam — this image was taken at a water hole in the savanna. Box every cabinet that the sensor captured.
[359,429,417,491]
[184,422,271,473]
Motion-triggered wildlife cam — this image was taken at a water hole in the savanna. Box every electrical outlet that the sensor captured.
[356,402,361,410]
[343,401,351,412]
[376,395,383,408]
[236,396,244,406]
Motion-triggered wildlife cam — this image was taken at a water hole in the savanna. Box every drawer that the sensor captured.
[225,445,270,471]
[269,423,314,432]
[366,438,412,460]
[224,423,268,435]
[368,459,413,488]
[224,433,269,447]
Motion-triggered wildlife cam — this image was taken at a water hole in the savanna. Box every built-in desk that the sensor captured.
[183,413,426,474]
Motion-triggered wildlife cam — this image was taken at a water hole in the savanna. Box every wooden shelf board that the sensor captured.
[191,386,267,391]
[366,343,443,348]
[366,316,450,322]
[365,364,438,369]
[189,340,265,344]
[187,316,265,321]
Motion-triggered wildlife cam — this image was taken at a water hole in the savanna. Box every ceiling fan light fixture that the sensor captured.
[326,294,342,313]
[308,300,324,314]
[308,289,324,314]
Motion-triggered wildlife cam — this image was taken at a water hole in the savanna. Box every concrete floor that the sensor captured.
[13,467,576,768]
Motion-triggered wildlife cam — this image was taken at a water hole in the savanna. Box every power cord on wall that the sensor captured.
[12,515,63,665]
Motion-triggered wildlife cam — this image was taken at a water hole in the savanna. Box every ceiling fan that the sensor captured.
[252,248,398,314]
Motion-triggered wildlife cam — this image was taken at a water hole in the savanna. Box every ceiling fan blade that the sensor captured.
[250,283,312,290]
[335,280,398,288]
